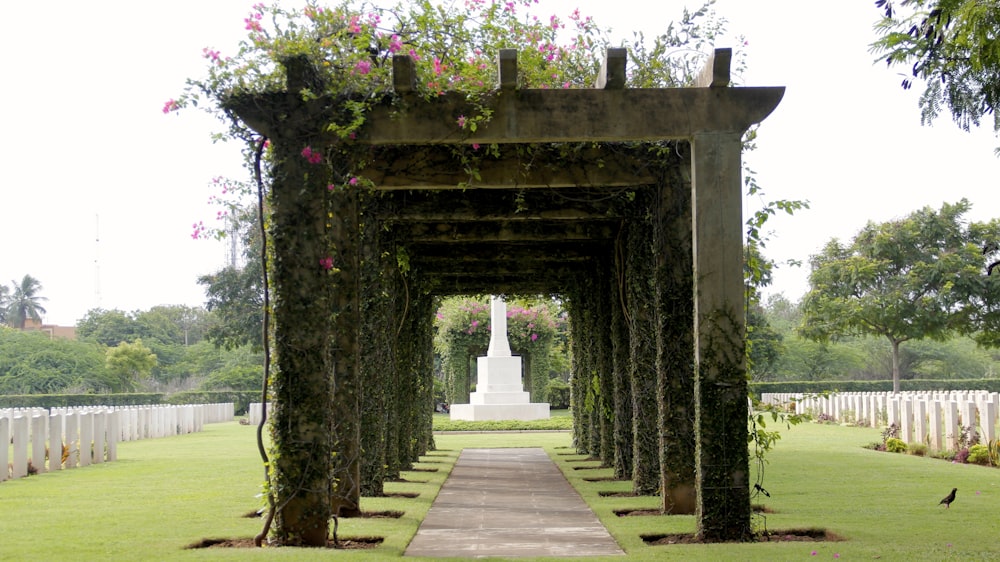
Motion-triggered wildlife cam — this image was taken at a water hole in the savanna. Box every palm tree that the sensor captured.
[0,284,9,324]
[7,275,48,329]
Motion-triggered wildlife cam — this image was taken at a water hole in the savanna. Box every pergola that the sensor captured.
[228,47,783,544]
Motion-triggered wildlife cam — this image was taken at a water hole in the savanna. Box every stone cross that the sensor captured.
[487,296,512,357]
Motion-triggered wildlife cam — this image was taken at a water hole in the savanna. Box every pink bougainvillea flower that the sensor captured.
[433,57,443,76]
[472,143,480,150]
[301,146,323,164]
[327,184,336,191]
[457,115,466,128]
[320,256,334,270]
[530,333,538,341]
[162,99,179,114]
[389,34,402,53]
[353,59,371,75]
[348,15,361,33]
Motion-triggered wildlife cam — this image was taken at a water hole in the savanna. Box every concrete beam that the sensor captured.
[358,86,781,144]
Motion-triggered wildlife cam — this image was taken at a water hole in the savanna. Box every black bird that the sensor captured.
[939,488,957,508]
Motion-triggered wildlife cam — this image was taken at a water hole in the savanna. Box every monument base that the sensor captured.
[449,402,551,421]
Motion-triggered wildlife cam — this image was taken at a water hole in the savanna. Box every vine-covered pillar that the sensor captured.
[594,258,616,468]
[359,193,391,497]
[611,233,633,480]
[582,277,602,458]
[383,260,409,480]
[654,157,697,514]
[625,187,660,495]
[691,132,750,540]
[412,291,436,456]
[328,154,362,519]
[264,131,339,545]
[393,276,421,469]
[566,288,589,453]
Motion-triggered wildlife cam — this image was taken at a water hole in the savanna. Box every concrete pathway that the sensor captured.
[404,447,624,558]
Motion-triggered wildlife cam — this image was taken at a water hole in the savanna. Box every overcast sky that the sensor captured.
[3,0,999,326]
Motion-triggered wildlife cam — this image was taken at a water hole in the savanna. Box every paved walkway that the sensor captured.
[404,447,624,558]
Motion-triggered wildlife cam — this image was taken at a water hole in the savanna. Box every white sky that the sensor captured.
[3,0,998,326]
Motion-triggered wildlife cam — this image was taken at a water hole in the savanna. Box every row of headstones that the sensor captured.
[247,402,268,427]
[760,391,999,451]
[0,403,234,483]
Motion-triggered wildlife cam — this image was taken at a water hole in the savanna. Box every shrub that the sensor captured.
[967,444,991,465]
[954,447,971,464]
[907,443,928,456]
[885,437,908,453]
[931,449,956,461]
[545,378,570,409]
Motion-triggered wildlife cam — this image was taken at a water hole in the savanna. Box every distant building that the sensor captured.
[22,318,77,340]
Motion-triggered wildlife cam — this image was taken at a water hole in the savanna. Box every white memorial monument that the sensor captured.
[449,296,550,421]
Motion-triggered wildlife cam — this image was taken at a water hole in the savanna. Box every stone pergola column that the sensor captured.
[691,130,750,541]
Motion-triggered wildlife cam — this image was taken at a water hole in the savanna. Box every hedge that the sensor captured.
[750,379,1000,399]
[0,390,258,415]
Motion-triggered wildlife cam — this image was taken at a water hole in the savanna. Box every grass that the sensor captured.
[432,407,573,431]
[2,420,1000,560]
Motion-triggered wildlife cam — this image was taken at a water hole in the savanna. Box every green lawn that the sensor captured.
[1,420,998,560]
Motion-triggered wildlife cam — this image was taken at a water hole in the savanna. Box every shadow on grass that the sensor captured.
[642,528,844,545]
[186,536,384,550]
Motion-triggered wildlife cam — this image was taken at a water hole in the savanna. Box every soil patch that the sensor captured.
[406,467,439,472]
[616,508,663,516]
[240,509,404,519]
[187,536,383,550]
[599,490,645,497]
[388,477,428,483]
[383,491,420,498]
[583,476,628,482]
[566,457,601,463]
[642,528,843,545]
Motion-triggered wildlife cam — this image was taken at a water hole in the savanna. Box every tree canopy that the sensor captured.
[2,275,48,329]
[800,199,998,392]
[872,0,1000,137]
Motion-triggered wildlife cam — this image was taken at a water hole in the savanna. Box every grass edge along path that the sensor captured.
[3,421,1000,560]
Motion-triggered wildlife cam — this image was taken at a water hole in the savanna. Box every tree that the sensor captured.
[196,186,265,351]
[76,308,142,346]
[0,284,9,324]
[0,327,104,393]
[871,0,1000,136]
[198,263,264,350]
[105,339,158,392]
[5,274,48,329]
[800,200,986,392]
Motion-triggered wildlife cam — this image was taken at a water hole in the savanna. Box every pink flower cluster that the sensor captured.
[320,256,334,270]
[354,59,371,75]
[162,99,179,114]
[202,47,222,64]
[191,221,207,240]
[301,146,323,164]
[389,34,402,53]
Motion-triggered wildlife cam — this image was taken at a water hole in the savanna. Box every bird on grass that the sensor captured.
[939,488,957,508]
